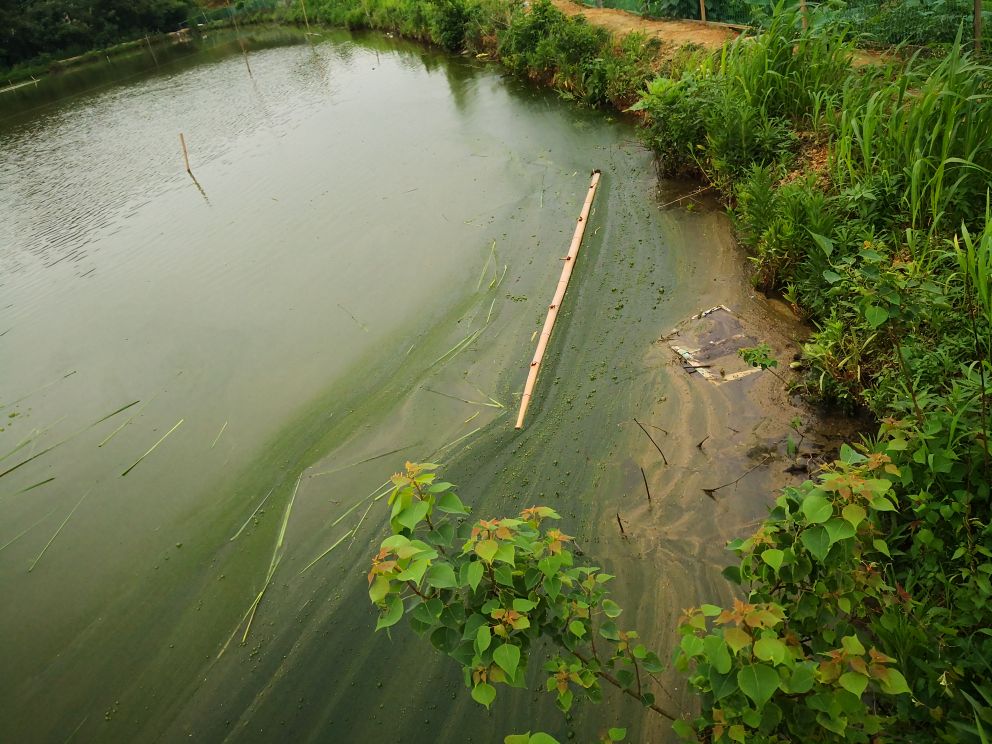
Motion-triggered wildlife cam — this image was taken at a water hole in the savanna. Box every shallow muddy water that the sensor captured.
[1,28,824,743]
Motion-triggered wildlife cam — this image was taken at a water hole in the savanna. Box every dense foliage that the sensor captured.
[0,0,197,71]
[286,0,660,107]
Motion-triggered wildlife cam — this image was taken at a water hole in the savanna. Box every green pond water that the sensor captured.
[0,27,799,743]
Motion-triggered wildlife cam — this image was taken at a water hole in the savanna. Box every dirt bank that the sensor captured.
[550,0,739,54]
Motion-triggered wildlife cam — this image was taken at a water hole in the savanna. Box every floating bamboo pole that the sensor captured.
[515,169,601,429]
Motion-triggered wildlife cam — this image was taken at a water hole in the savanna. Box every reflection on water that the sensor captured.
[0,27,772,744]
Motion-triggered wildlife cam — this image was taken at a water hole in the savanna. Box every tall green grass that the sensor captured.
[832,36,992,239]
[634,5,851,181]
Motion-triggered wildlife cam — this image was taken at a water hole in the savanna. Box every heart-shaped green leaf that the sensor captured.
[471,682,496,708]
[493,643,521,678]
[802,493,833,524]
[737,663,781,708]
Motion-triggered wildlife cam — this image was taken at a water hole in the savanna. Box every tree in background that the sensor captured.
[0,0,198,71]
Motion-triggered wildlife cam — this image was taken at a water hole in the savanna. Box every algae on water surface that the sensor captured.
[0,29,829,743]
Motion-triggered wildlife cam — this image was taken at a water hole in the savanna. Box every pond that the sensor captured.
[0,27,809,743]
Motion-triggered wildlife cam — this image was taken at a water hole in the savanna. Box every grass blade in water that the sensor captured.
[0,417,67,463]
[348,499,377,549]
[15,477,56,495]
[421,387,494,408]
[2,438,68,480]
[120,419,184,477]
[1,398,141,478]
[99,392,160,448]
[430,327,484,368]
[328,479,391,529]
[229,487,275,541]
[211,421,228,449]
[0,507,57,553]
[28,490,90,572]
[476,240,496,291]
[239,473,302,643]
[0,369,76,410]
[430,425,484,459]
[491,264,508,291]
[308,443,416,479]
[91,400,140,426]
[5,400,146,476]
[299,529,354,574]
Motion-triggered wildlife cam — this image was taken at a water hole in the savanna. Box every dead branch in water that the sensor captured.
[639,466,652,504]
[702,455,771,499]
[633,418,668,465]
[658,184,712,209]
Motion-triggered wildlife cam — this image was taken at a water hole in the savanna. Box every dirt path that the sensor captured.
[549,0,739,51]
[551,0,886,66]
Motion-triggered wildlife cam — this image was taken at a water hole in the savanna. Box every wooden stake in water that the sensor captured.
[515,170,601,429]
[300,0,313,35]
[145,35,159,66]
[179,133,191,173]
[226,0,253,77]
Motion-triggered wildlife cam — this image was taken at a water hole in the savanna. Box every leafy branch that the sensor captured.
[367,462,676,742]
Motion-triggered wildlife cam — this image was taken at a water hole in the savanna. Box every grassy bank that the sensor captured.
[626,6,992,741]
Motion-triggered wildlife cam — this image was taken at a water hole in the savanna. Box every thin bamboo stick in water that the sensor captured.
[179,133,191,173]
[515,169,601,429]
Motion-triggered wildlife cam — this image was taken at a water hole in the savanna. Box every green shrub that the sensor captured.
[630,73,718,177]
[702,83,796,185]
[494,0,657,106]
[428,0,472,51]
